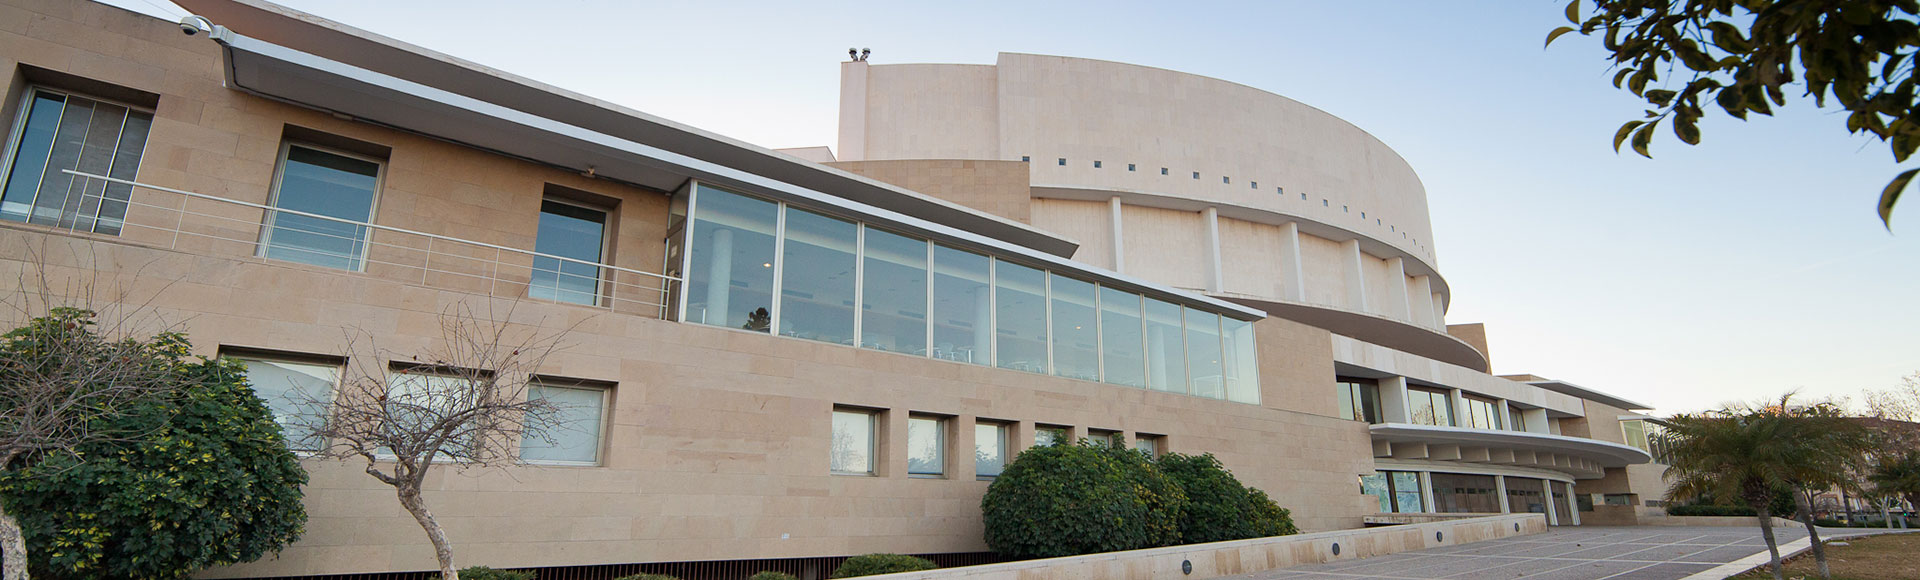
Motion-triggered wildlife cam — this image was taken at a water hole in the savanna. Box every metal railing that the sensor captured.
[48,169,678,317]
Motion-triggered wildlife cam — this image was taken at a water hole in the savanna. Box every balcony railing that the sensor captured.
[37,170,678,318]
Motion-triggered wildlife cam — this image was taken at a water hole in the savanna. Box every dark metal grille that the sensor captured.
[241,552,1010,580]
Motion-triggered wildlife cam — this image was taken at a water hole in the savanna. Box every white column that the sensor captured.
[1203,207,1223,293]
[1379,376,1411,423]
[1412,275,1436,327]
[1109,197,1126,273]
[1568,482,1581,525]
[1449,388,1468,428]
[1543,478,1559,525]
[1523,408,1551,434]
[972,286,991,364]
[1420,471,1437,513]
[1497,400,1514,430]
[838,61,869,161]
[1495,476,1511,513]
[1385,257,1411,320]
[1278,222,1306,302]
[1431,292,1447,326]
[703,228,733,325]
[1341,239,1367,311]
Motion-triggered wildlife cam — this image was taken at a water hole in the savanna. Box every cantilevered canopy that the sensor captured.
[1369,423,1653,480]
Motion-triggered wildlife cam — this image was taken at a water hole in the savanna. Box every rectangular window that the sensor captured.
[1033,424,1068,448]
[907,415,945,477]
[778,207,857,344]
[1361,471,1427,513]
[931,245,991,365]
[1508,407,1527,432]
[1134,433,1162,458]
[830,409,876,475]
[1144,298,1187,394]
[1461,395,1501,430]
[530,199,608,306]
[1088,429,1121,448]
[1127,164,1136,171]
[261,143,383,271]
[1431,472,1500,513]
[1093,160,1102,168]
[0,87,152,234]
[228,353,338,452]
[1336,379,1381,423]
[975,421,1008,478]
[1098,286,1146,388]
[1408,387,1454,427]
[859,227,929,356]
[519,378,609,464]
[382,367,483,458]
[1049,274,1099,381]
[1506,477,1546,514]
[687,185,778,331]
[993,261,1048,373]
[1184,306,1224,399]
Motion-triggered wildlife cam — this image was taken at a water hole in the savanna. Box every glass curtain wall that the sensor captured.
[681,184,1260,403]
[1431,473,1501,513]
[1507,477,1547,514]
[1360,471,1427,513]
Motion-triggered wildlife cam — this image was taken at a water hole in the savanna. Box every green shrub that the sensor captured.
[749,572,799,580]
[830,554,937,578]
[1667,504,1755,517]
[1155,452,1298,543]
[612,574,680,580]
[457,567,534,580]
[980,442,1186,558]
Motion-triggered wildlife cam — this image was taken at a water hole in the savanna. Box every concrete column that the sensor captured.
[1341,239,1367,311]
[1431,293,1447,327]
[972,286,991,365]
[1109,196,1126,273]
[1384,257,1411,320]
[881,408,905,479]
[838,61,869,161]
[703,228,733,325]
[1412,275,1435,327]
[1497,399,1514,431]
[1013,420,1037,450]
[1567,483,1581,525]
[1523,408,1551,434]
[1277,222,1306,302]
[1203,207,1223,293]
[1420,471,1437,513]
[1449,388,1468,428]
[1495,476,1511,513]
[1543,478,1559,525]
[1379,376,1411,423]
[952,415,977,481]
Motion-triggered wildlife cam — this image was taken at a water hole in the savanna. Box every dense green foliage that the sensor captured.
[0,311,308,579]
[456,566,535,580]
[1155,453,1298,543]
[1547,0,1920,226]
[1869,451,1920,509]
[748,572,799,580]
[980,442,1186,558]
[611,574,681,580]
[829,554,937,578]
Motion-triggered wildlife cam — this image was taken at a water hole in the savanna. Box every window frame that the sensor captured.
[517,376,614,467]
[974,420,1010,480]
[906,414,947,478]
[0,84,156,231]
[258,140,387,272]
[219,348,343,454]
[830,407,878,476]
[530,196,614,307]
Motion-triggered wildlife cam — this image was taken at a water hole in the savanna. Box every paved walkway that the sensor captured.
[1217,526,1841,580]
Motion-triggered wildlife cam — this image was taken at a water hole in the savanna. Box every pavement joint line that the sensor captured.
[1676,537,1809,580]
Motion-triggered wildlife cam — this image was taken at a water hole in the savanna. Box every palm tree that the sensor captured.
[1660,396,1870,580]
[1773,401,1872,580]
[1869,451,1920,525]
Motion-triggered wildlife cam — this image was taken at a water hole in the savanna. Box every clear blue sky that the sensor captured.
[114,0,1919,414]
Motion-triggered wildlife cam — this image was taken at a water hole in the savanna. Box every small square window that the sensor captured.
[1128,164,1136,171]
[1361,212,1367,219]
[975,421,1009,478]
[1088,429,1122,449]
[1134,434,1164,458]
[262,143,385,271]
[1161,167,1169,175]
[1222,176,1230,184]
[1377,219,1383,225]
[1343,205,1349,213]
[1093,160,1102,168]
[226,351,341,452]
[521,377,612,464]
[1391,226,1396,232]
[1034,424,1069,447]
[1192,171,1200,179]
[1058,158,1067,166]
[1301,192,1307,200]
[1020,156,1030,162]
[1322,199,1329,207]
[908,415,946,477]
[831,408,877,476]
[1251,181,1258,189]
[1277,187,1285,195]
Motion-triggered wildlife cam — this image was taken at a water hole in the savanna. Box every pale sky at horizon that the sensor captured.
[107,0,1920,415]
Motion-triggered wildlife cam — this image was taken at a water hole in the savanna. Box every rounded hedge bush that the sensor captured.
[830,553,937,578]
[980,442,1186,558]
[457,567,534,580]
[749,572,799,580]
[1156,452,1298,543]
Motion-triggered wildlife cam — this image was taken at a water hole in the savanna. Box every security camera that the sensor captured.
[179,15,213,36]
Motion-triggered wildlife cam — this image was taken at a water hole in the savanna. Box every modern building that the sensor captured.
[0,0,1668,578]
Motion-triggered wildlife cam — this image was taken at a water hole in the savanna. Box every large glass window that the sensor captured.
[1460,395,1501,430]
[1134,434,1162,458]
[907,415,945,477]
[1431,472,1500,513]
[1033,424,1068,448]
[1408,387,1455,427]
[261,144,382,271]
[931,245,990,365]
[994,261,1048,373]
[519,380,608,464]
[1144,298,1187,394]
[975,421,1008,478]
[382,369,480,458]
[1507,477,1546,514]
[530,199,608,306]
[687,185,777,331]
[1622,419,1669,458]
[1221,318,1260,404]
[1337,380,1381,423]
[230,355,337,452]
[830,409,875,475]
[1184,307,1225,399]
[1099,286,1146,387]
[860,228,928,355]
[778,207,857,344]
[1360,471,1427,513]
[1359,473,1392,512]
[0,88,151,234]
[1049,274,1098,381]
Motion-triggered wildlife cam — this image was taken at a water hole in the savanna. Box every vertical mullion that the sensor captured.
[1042,271,1053,376]
[852,224,865,349]
[986,258,997,368]
[675,182,700,323]
[924,241,934,359]
[769,203,787,337]
[1093,283,1104,383]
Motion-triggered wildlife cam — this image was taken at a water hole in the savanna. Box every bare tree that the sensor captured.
[295,301,580,580]
[0,245,181,580]
[1862,372,1920,423]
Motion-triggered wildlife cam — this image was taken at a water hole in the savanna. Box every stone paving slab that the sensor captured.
[1215,526,1820,580]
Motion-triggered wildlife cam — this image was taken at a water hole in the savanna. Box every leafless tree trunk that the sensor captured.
[296,301,584,580]
[1793,489,1831,579]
